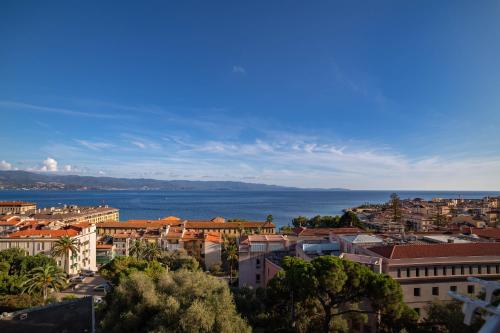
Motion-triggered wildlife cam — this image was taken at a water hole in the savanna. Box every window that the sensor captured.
[256,259,261,268]
[414,288,421,297]
[432,287,439,296]
[496,265,500,274]
[461,266,465,275]
[407,268,411,277]
[478,265,482,274]
[468,285,475,294]
[469,266,473,274]
[434,266,438,276]
[397,269,401,278]
[442,266,447,276]
[416,268,420,277]
[450,286,457,292]
[256,274,261,283]
[452,266,456,275]
[487,265,491,274]
[425,267,429,276]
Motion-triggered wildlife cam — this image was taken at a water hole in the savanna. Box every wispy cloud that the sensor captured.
[232,65,246,74]
[0,101,132,119]
[75,139,114,151]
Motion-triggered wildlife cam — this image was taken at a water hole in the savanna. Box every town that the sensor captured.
[0,195,498,332]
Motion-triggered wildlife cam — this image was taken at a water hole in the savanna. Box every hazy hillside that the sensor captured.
[0,170,309,191]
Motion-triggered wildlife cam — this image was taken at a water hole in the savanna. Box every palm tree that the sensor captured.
[22,264,67,303]
[51,236,79,274]
[224,242,238,284]
[143,242,161,261]
[129,240,144,259]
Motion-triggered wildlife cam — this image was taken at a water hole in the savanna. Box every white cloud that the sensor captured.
[0,160,12,170]
[40,157,58,172]
[75,139,114,151]
[131,141,146,149]
[98,170,105,175]
[232,65,246,74]
[63,165,72,172]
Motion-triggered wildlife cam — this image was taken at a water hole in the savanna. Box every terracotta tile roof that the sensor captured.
[247,234,287,242]
[466,227,500,241]
[7,229,79,238]
[295,227,363,236]
[0,201,36,206]
[185,221,274,229]
[99,220,178,229]
[369,243,500,259]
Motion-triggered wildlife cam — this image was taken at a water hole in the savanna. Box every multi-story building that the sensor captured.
[98,216,276,237]
[31,205,119,225]
[109,225,222,270]
[238,234,289,288]
[364,243,500,318]
[0,222,97,275]
[0,201,36,215]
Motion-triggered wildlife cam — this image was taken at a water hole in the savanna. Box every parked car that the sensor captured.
[69,276,86,283]
[94,284,110,292]
[80,270,95,277]
[93,296,104,304]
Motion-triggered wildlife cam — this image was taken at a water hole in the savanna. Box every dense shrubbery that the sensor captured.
[98,266,250,332]
[0,248,65,311]
[234,256,418,333]
[292,211,364,228]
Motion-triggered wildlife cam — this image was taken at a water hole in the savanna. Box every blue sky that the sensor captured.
[1,1,500,190]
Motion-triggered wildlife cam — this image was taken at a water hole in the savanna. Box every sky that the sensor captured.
[1,1,500,190]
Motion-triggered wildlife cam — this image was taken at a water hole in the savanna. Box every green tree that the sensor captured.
[433,211,448,228]
[99,256,164,285]
[99,270,251,333]
[421,301,483,333]
[390,193,402,223]
[129,240,144,259]
[266,214,274,223]
[51,236,79,273]
[224,242,238,284]
[158,250,200,271]
[339,211,363,228]
[142,241,161,261]
[292,216,308,228]
[22,264,67,303]
[268,256,417,332]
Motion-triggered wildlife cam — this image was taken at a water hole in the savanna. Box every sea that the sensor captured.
[0,190,499,228]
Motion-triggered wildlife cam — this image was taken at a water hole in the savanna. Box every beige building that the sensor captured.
[0,222,97,275]
[0,201,36,215]
[32,205,119,225]
[365,243,500,318]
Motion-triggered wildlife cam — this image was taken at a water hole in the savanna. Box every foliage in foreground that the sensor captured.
[0,248,62,311]
[234,256,418,333]
[99,270,251,333]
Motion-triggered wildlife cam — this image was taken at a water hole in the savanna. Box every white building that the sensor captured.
[0,222,97,275]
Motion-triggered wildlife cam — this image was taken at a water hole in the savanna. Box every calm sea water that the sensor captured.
[0,190,499,228]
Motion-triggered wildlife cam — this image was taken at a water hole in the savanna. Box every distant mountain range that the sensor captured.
[0,170,348,191]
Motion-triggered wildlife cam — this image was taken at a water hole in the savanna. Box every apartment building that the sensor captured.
[32,205,119,225]
[109,225,222,269]
[238,234,289,288]
[364,243,500,318]
[0,222,97,275]
[98,216,276,237]
[0,201,36,215]
[185,217,275,236]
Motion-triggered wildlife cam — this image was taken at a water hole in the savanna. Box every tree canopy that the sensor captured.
[292,212,364,229]
[99,270,251,333]
[266,256,417,332]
